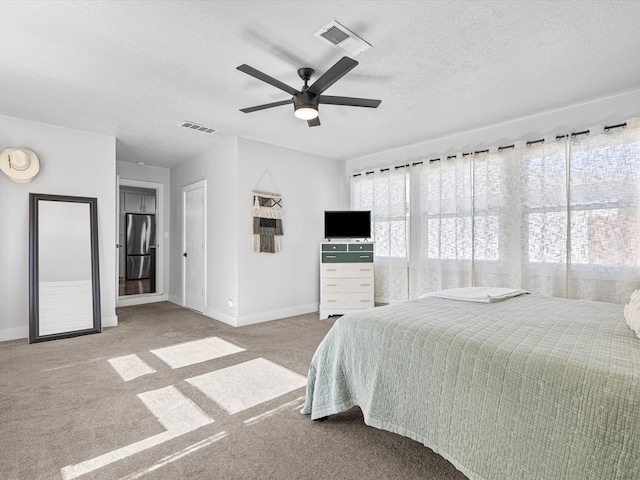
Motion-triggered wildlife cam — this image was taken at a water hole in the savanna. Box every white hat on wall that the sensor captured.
[0,147,40,183]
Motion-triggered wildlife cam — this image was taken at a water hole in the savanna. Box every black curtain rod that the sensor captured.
[571,129,590,138]
[353,120,628,177]
[557,130,590,140]
[498,144,515,152]
[604,122,627,132]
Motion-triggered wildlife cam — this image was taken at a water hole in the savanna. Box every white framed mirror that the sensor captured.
[29,193,101,343]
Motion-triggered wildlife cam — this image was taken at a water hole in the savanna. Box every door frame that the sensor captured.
[182,180,207,311]
[117,177,166,307]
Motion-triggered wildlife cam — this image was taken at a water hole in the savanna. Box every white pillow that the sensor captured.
[624,289,640,339]
[419,286,529,303]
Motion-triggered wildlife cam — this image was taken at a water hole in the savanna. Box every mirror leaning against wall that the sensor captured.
[29,193,101,343]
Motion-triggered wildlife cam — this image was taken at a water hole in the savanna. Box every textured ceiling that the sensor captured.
[1,1,639,168]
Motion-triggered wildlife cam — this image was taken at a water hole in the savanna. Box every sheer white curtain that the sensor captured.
[472,148,523,288]
[408,149,524,297]
[352,120,640,305]
[351,168,409,304]
[408,156,473,297]
[565,126,640,302]
[519,139,569,297]
[519,127,640,303]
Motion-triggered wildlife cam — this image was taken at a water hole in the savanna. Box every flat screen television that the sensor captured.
[324,210,371,239]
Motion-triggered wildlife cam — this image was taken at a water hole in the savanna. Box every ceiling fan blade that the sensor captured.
[306,57,358,95]
[318,95,381,108]
[307,117,321,127]
[240,99,292,113]
[237,64,299,96]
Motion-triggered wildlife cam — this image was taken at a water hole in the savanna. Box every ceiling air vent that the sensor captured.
[179,121,217,135]
[315,21,371,57]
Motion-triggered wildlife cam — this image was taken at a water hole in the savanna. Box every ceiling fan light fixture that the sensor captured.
[294,105,319,120]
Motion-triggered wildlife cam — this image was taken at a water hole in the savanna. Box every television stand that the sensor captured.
[319,242,374,319]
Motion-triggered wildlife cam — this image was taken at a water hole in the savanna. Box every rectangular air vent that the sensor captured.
[179,121,217,135]
[315,21,371,56]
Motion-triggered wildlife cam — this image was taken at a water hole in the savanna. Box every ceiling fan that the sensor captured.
[237,56,381,127]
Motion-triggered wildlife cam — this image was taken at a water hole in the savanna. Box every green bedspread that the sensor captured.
[301,295,640,479]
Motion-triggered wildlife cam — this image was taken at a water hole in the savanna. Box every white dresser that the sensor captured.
[320,242,374,319]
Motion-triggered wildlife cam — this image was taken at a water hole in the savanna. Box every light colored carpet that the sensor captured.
[0,302,468,480]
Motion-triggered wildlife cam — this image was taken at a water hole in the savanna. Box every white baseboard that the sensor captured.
[203,307,238,327]
[204,303,319,328]
[0,314,118,342]
[117,293,168,307]
[168,295,182,305]
[0,325,28,342]
[102,314,118,328]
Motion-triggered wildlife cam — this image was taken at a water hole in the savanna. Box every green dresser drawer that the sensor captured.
[322,243,348,252]
[322,252,374,263]
[348,243,374,252]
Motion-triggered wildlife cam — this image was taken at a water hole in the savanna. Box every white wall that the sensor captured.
[116,161,171,302]
[0,114,116,341]
[235,137,348,326]
[169,138,240,316]
[347,89,640,173]
[169,136,348,327]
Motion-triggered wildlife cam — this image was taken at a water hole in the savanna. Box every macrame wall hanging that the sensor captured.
[252,170,283,253]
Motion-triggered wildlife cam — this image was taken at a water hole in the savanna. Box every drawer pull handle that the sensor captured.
[327,300,337,303]
[360,300,371,303]
[360,283,371,287]
[327,284,337,287]
[360,268,370,272]
[326,255,337,258]
[359,255,370,258]
[327,268,337,271]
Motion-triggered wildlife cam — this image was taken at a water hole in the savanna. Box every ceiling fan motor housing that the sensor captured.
[293,91,318,110]
[293,91,319,120]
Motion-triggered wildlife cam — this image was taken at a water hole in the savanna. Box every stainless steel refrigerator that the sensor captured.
[126,214,156,283]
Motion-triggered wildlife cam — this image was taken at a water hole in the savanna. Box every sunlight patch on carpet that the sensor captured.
[150,336,245,369]
[137,385,214,433]
[108,354,156,381]
[116,431,228,480]
[186,357,307,414]
[60,386,214,480]
[243,396,305,426]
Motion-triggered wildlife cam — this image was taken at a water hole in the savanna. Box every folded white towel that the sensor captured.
[419,287,529,303]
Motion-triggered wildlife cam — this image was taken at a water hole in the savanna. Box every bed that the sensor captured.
[301,293,640,480]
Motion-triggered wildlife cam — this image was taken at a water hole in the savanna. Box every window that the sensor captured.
[351,123,640,304]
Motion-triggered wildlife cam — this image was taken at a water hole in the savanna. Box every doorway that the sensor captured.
[182,180,206,312]
[117,179,164,305]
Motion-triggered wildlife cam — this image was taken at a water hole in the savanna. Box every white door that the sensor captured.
[183,181,206,312]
